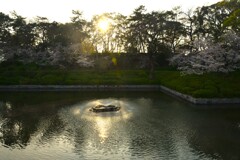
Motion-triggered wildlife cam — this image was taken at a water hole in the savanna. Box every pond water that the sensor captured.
[0,91,240,160]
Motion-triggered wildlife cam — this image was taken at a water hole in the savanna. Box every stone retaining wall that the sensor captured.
[0,85,161,91]
[159,85,240,104]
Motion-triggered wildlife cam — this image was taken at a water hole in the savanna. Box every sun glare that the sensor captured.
[98,19,109,32]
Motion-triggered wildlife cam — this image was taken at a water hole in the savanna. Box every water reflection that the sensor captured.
[69,99,132,144]
[0,91,240,160]
[0,99,66,149]
[185,110,240,160]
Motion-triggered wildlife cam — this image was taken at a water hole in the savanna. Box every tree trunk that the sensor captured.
[148,53,154,79]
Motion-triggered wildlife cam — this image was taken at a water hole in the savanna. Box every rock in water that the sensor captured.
[90,104,120,112]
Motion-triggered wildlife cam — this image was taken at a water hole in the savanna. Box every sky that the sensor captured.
[0,0,220,22]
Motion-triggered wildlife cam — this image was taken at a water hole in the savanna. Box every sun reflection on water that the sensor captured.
[71,99,132,142]
[95,116,111,142]
[73,108,81,115]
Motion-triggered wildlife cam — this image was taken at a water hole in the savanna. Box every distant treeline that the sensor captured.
[0,0,240,69]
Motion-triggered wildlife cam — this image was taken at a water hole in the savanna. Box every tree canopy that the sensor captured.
[0,0,240,73]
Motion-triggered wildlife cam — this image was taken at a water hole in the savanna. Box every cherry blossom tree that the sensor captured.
[1,44,94,67]
[170,31,240,74]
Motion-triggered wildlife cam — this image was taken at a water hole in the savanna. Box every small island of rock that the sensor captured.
[90,104,121,112]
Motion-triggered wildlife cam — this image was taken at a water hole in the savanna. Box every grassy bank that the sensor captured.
[0,63,240,98]
[156,71,240,98]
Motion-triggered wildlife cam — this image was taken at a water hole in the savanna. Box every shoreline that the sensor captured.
[1,85,240,104]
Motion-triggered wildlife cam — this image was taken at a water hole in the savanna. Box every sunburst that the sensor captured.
[98,19,109,32]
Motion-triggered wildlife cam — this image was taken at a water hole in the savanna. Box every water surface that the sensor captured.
[0,91,240,160]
